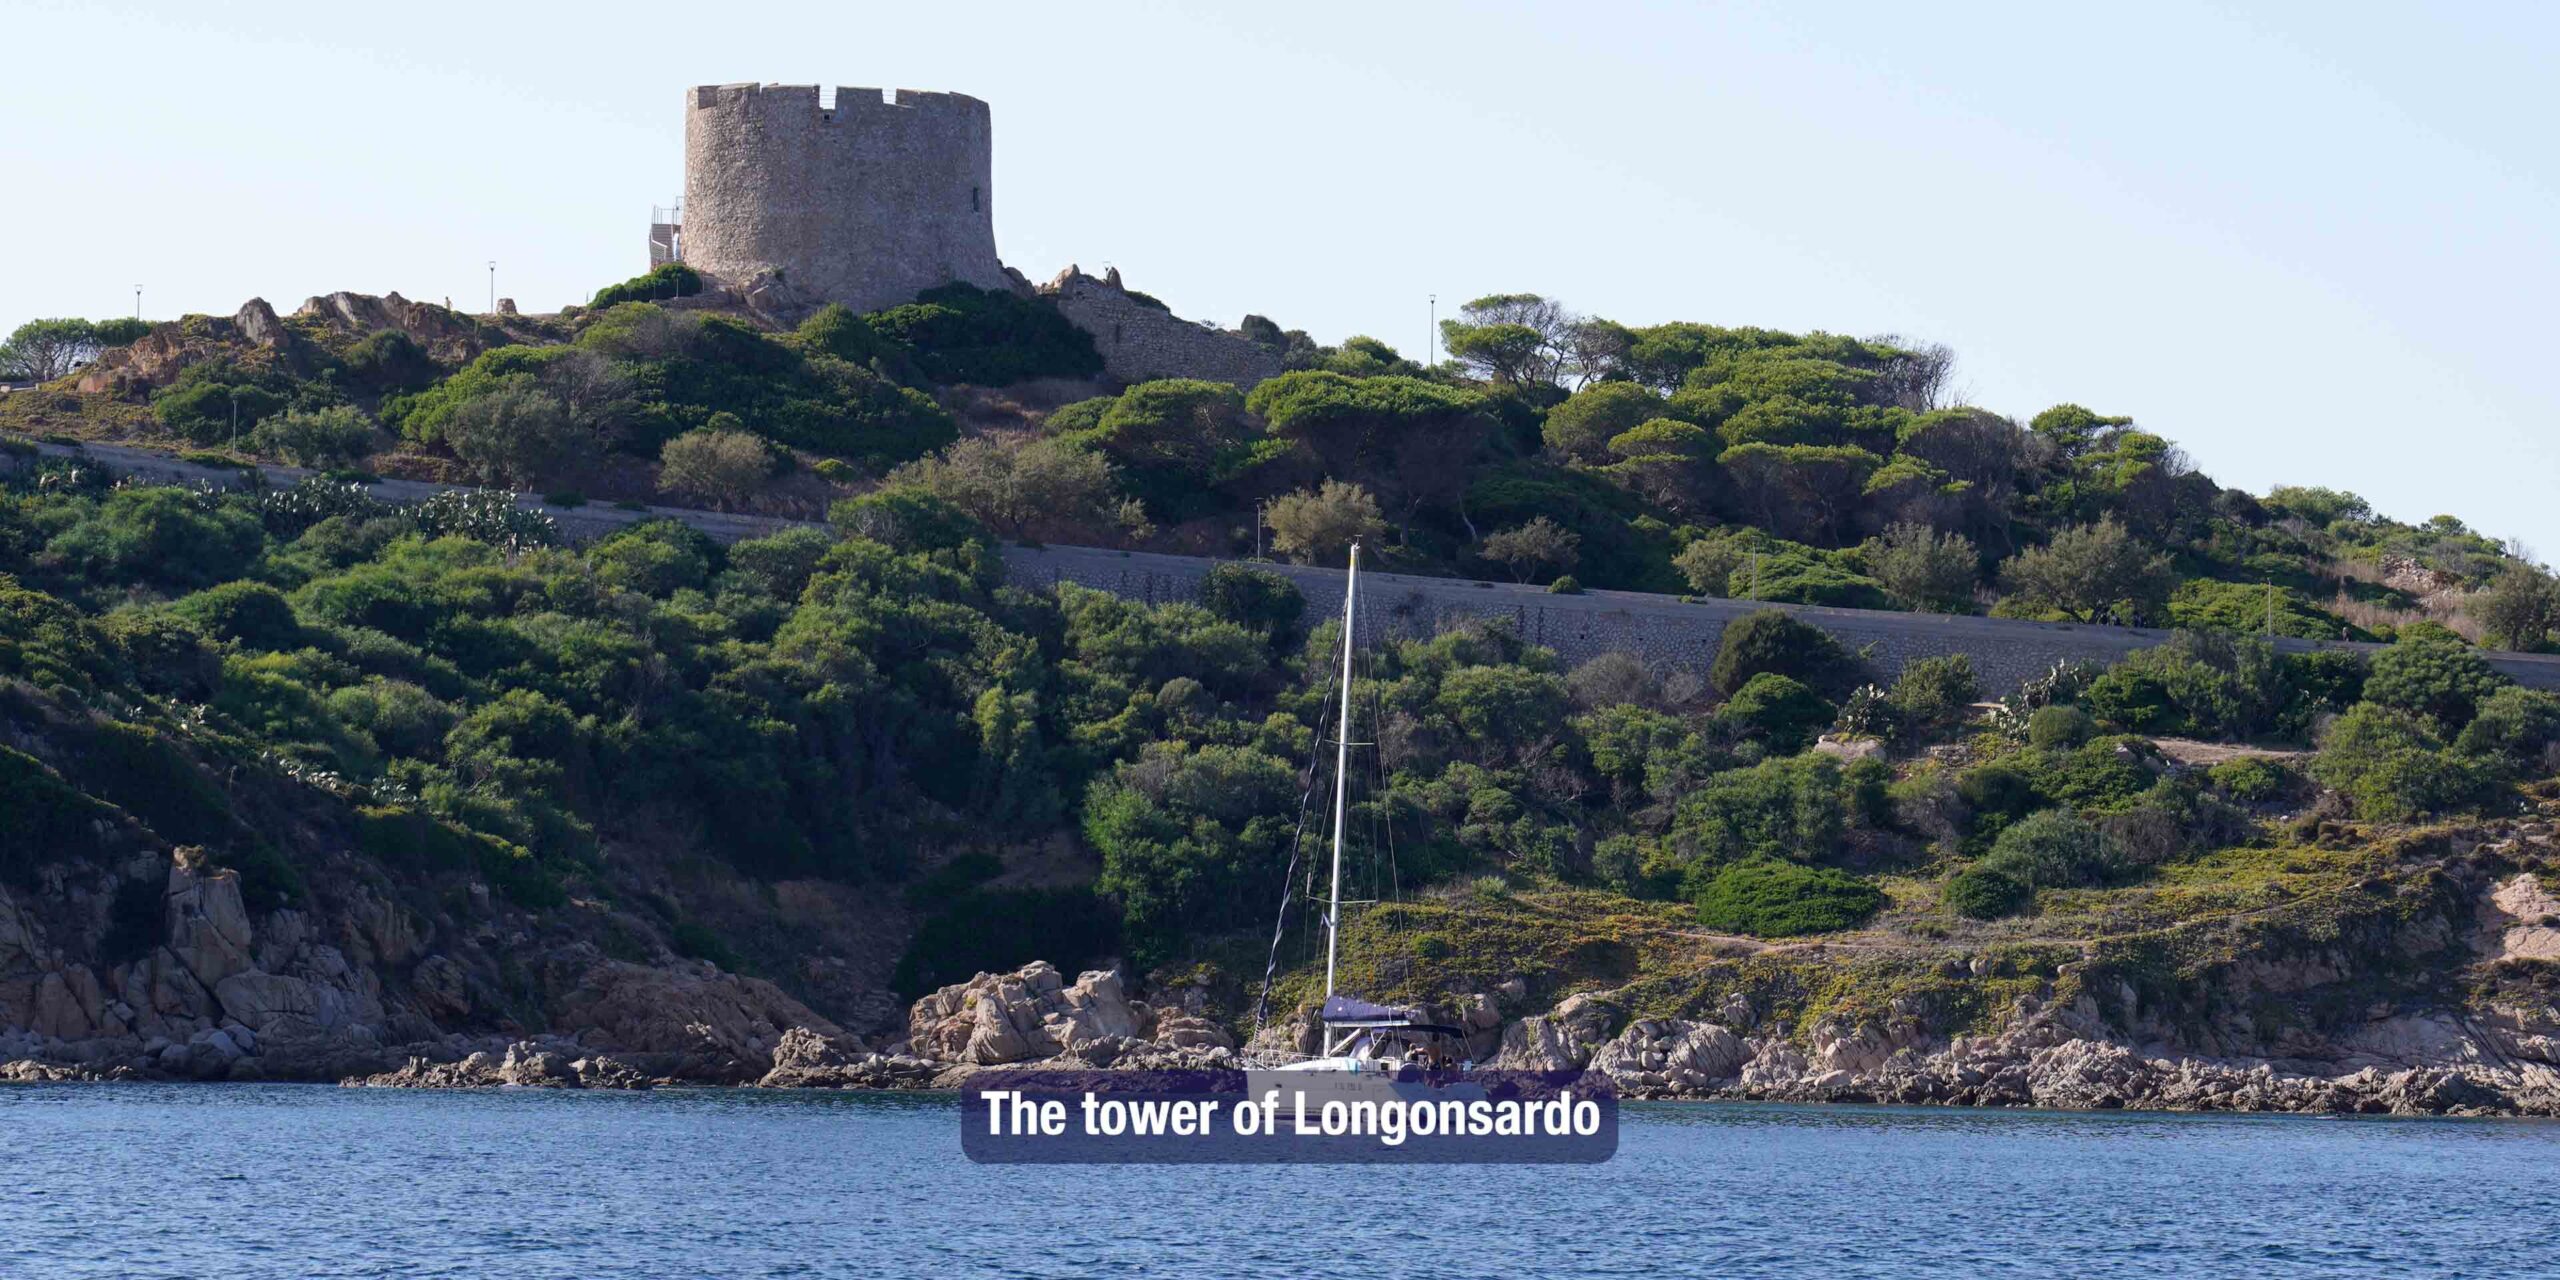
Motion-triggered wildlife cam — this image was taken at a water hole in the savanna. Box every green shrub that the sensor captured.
[1692,858,1884,936]
[1710,608,1855,695]
[657,426,775,508]
[48,488,265,590]
[543,491,587,508]
[829,486,989,554]
[1888,654,1978,734]
[1087,744,1297,967]
[73,721,235,848]
[867,284,1103,386]
[441,374,584,486]
[1731,548,1892,609]
[2080,633,2282,739]
[342,329,439,394]
[1548,574,1584,594]
[169,581,302,651]
[326,679,455,759]
[2278,649,2369,729]
[1717,672,1834,753]
[2165,579,2349,640]
[2026,704,2096,751]
[354,805,564,909]
[2207,756,2294,802]
[153,372,287,444]
[724,527,834,601]
[2364,624,2507,729]
[1040,396,1113,438]
[102,611,217,699]
[2311,702,2491,821]
[2456,687,2560,768]
[2097,775,2247,867]
[590,520,718,596]
[1671,754,1846,865]
[1979,807,2121,889]
[589,262,702,309]
[1198,564,1304,646]
[892,885,1121,998]
[1956,757,2042,828]
[0,745,119,885]
[1944,865,2033,919]
[2031,736,2160,810]
[247,405,377,467]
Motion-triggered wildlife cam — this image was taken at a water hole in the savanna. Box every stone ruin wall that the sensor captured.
[680,83,1012,313]
[1001,544,2560,696]
[1041,267,1283,389]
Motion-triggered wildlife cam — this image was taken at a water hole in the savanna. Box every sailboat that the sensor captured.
[1248,541,1476,1099]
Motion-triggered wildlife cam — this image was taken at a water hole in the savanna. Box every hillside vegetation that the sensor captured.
[10,281,2558,650]
[5,275,2560,1048]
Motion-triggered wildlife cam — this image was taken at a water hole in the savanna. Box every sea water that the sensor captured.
[4,1084,2553,1278]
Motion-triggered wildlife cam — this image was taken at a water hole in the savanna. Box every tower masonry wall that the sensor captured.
[681,83,1011,312]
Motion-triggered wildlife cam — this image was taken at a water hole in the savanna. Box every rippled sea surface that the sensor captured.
[7,1085,2557,1278]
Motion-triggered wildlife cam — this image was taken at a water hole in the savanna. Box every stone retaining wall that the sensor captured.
[1004,543,2560,696]
[24,439,2560,696]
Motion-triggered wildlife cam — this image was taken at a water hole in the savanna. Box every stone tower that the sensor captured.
[676,83,1011,312]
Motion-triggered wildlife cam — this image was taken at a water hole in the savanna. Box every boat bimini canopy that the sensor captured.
[1320,994,1467,1038]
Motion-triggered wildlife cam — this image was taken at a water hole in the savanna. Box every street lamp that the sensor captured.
[134,285,142,321]
[486,261,496,315]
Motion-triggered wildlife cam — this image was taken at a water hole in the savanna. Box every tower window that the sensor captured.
[970,185,981,213]
[1112,323,1124,344]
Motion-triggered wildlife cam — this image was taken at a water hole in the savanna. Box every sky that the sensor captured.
[6,0,2554,555]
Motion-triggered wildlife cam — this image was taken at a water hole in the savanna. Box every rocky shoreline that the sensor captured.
[12,835,2560,1119]
[13,955,2558,1119]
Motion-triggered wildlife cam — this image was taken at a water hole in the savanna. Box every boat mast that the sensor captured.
[1322,540,1360,1015]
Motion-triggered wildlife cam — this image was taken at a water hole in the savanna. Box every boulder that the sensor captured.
[1813,734,1885,763]
[496,1041,578,1087]
[1150,1012,1234,1051]
[1493,992,1624,1071]
[164,860,255,990]
[542,951,840,1080]
[754,1026,879,1087]
[1590,1019,1746,1096]
[906,962,1157,1066]
[234,298,286,348]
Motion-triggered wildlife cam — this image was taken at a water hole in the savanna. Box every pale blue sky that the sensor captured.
[8,1,2554,554]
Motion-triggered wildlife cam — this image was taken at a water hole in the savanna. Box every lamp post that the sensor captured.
[1428,294,1436,367]
[134,285,142,321]
[486,261,496,315]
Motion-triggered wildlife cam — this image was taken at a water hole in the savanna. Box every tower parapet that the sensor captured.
[677,83,1009,312]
